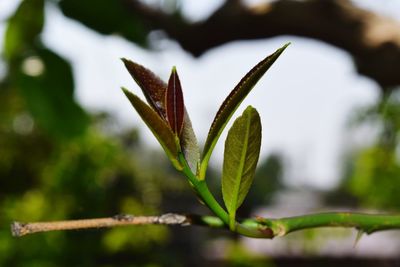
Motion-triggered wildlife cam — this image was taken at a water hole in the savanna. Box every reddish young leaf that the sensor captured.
[122,87,182,170]
[122,60,200,172]
[122,58,167,118]
[166,67,184,135]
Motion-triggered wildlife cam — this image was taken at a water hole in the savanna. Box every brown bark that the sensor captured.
[11,213,192,236]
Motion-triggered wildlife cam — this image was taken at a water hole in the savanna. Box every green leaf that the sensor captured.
[3,0,45,60]
[16,48,89,139]
[200,43,289,179]
[122,87,183,170]
[180,110,200,174]
[166,67,184,135]
[122,58,167,118]
[222,106,262,230]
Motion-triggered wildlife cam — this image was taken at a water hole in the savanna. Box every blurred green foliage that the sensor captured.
[343,91,400,210]
[16,48,90,139]
[0,1,200,265]
[1,1,282,265]
[3,0,89,140]
[3,0,44,61]
[1,104,163,266]
[2,0,399,265]
[224,242,274,267]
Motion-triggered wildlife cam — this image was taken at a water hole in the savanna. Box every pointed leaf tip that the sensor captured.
[122,58,167,118]
[200,43,289,178]
[166,66,185,135]
[121,60,200,173]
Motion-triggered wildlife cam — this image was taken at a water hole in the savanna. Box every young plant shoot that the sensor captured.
[120,43,290,237]
[12,43,400,240]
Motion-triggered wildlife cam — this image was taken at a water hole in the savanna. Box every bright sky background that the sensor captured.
[2,0,400,189]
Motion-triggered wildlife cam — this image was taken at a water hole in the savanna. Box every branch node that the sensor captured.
[158,213,188,225]
[11,221,26,237]
[113,214,135,222]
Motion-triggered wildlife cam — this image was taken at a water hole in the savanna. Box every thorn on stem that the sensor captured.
[353,229,364,248]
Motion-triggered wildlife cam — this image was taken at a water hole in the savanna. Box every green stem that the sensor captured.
[179,154,229,224]
[178,155,400,238]
[178,154,271,238]
[179,155,400,238]
[273,212,400,235]
[192,212,400,238]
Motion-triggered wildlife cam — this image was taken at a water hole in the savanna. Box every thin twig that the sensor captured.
[12,212,400,238]
[11,213,192,237]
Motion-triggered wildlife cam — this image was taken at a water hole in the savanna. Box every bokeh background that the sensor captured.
[1,0,400,266]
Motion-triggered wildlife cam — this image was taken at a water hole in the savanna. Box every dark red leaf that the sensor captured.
[166,67,184,135]
[122,58,167,118]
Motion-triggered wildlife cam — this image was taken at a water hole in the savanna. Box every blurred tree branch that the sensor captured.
[123,0,400,89]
